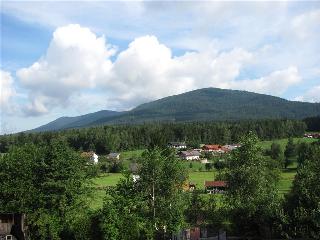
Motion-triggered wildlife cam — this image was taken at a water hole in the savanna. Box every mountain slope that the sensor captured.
[31,88,320,132]
[31,110,121,132]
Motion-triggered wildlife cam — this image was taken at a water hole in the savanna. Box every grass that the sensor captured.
[259,137,317,150]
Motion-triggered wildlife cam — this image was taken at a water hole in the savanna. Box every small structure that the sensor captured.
[132,174,140,183]
[183,182,196,192]
[304,133,320,139]
[180,150,201,160]
[202,145,228,154]
[0,213,27,240]
[168,142,187,149]
[108,152,120,160]
[81,151,99,164]
[204,181,227,194]
[223,144,241,151]
[200,158,208,164]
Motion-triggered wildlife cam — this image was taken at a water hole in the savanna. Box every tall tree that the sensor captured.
[100,147,188,239]
[0,139,91,239]
[225,132,281,237]
[284,144,320,238]
[284,138,296,168]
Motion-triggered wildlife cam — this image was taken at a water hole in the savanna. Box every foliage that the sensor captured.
[283,144,320,238]
[100,147,188,239]
[225,132,281,237]
[0,139,91,239]
[0,119,306,154]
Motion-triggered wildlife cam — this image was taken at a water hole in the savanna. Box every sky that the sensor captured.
[1,1,320,134]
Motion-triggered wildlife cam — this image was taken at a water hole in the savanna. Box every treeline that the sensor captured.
[303,116,320,131]
[0,119,306,154]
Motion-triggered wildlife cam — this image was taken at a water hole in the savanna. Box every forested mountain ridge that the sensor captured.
[31,88,320,132]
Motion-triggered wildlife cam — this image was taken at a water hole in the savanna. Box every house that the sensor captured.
[223,144,241,151]
[180,150,201,160]
[0,213,27,240]
[108,152,120,160]
[183,181,196,192]
[81,151,99,164]
[202,145,228,154]
[168,142,187,149]
[204,181,227,194]
[304,133,320,139]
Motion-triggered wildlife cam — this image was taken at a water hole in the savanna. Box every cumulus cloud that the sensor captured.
[17,24,304,116]
[226,67,302,95]
[295,85,320,103]
[17,24,115,116]
[0,70,16,109]
[291,9,320,40]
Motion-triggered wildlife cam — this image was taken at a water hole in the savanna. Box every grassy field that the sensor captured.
[91,137,316,208]
[258,137,317,150]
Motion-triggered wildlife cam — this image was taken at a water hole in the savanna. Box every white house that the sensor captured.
[180,150,201,160]
[108,152,120,160]
[81,151,99,164]
[168,142,187,149]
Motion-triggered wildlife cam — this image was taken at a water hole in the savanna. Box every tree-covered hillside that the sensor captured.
[31,88,320,132]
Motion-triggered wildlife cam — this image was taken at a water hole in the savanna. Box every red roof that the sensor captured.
[202,145,229,152]
[205,181,227,187]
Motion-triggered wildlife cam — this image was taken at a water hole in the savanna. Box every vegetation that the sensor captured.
[1,122,319,239]
[0,119,306,154]
[31,88,320,131]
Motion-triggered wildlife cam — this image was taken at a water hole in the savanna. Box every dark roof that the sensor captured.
[180,150,201,157]
[169,142,186,146]
[205,181,227,187]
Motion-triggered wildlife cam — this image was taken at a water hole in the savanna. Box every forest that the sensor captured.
[0,119,307,154]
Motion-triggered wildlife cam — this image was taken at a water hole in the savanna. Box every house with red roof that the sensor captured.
[204,181,227,194]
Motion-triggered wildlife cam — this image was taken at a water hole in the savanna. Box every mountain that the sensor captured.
[30,88,320,132]
[31,110,121,132]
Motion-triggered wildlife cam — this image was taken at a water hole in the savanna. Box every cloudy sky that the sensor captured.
[1,1,320,133]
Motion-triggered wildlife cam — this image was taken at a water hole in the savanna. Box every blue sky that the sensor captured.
[1,1,320,133]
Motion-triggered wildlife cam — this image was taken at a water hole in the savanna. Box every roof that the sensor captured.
[108,152,120,157]
[169,142,186,146]
[203,144,229,152]
[205,181,227,187]
[81,151,96,158]
[180,150,201,157]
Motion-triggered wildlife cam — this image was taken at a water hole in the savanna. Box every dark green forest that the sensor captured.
[1,119,307,153]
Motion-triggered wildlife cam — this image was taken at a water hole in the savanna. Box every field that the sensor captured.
[91,137,317,209]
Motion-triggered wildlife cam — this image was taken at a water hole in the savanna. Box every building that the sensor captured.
[204,181,227,194]
[304,133,320,139]
[168,142,187,149]
[108,152,120,160]
[81,151,99,164]
[180,150,201,160]
[0,213,27,240]
[223,144,241,151]
[202,144,228,154]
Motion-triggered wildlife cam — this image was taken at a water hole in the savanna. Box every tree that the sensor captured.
[225,132,281,237]
[284,144,320,238]
[100,147,188,239]
[0,139,91,239]
[284,138,296,168]
[269,142,282,160]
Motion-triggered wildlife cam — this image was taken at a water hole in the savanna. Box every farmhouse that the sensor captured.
[0,213,27,240]
[108,152,120,160]
[202,145,228,154]
[180,150,201,160]
[223,144,241,151]
[168,142,187,149]
[204,181,227,194]
[304,133,320,139]
[81,151,99,164]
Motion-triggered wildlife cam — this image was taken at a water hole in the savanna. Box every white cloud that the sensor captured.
[17,24,115,116]
[0,70,16,108]
[16,24,307,116]
[291,9,320,40]
[295,85,320,103]
[227,67,302,95]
